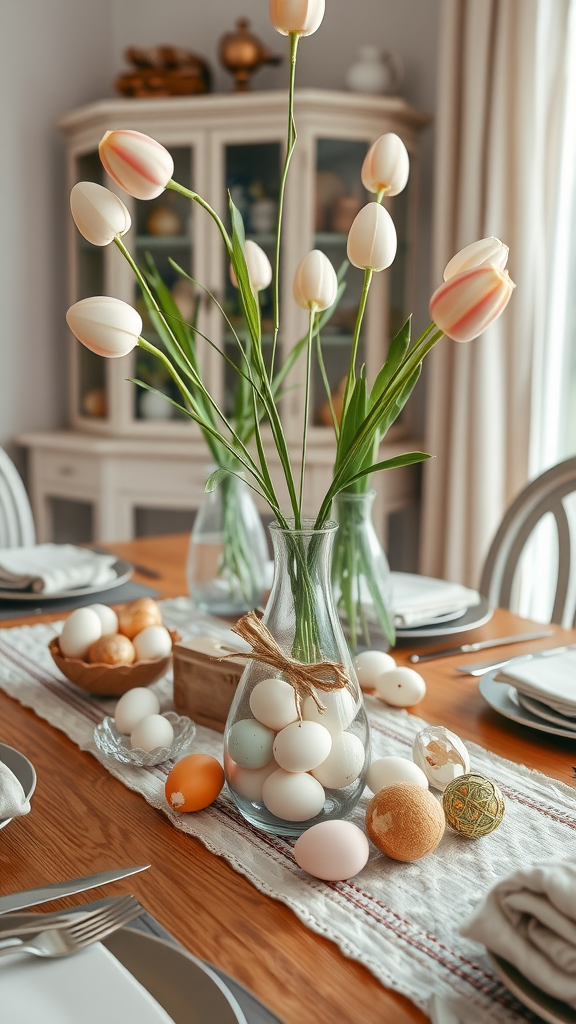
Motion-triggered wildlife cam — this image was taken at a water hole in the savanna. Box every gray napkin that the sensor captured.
[0,761,31,819]
[460,859,576,1008]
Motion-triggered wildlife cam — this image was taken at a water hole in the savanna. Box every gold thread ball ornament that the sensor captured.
[442,772,505,838]
[365,781,445,862]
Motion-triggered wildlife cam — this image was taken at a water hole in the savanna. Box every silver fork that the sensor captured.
[0,894,143,960]
[0,895,135,940]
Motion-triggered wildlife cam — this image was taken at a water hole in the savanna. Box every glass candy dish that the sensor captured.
[94,711,195,766]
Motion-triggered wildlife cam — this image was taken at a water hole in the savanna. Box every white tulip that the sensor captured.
[361,133,409,197]
[443,237,509,281]
[99,129,174,202]
[66,296,142,358]
[293,250,338,311]
[269,0,325,36]
[230,240,273,292]
[70,182,131,247]
[347,203,397,272]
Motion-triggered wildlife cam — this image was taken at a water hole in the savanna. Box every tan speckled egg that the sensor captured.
[118,598,162,640]
[88,633,136,665]
[365,781,445,861]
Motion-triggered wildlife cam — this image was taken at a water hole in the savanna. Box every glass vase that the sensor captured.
[224,520,371,838]
[332,490,395,654]
[187,473,269,617]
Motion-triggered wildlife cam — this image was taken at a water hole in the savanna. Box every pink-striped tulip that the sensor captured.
[66,296,142,357]
[443,236,509,281]
[230,240,273,292]
[293,250,337,311]
[269,0,325,36]
[99,130,174,201]
[430,265,515,343]
[70,182,131,246]
[361,133,409,197]
[347,203,397,272]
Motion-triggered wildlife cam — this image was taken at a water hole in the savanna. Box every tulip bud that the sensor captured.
[66,296,142,357]
[443,236,509,281]
[293,250,337,311]
[99,130,174,201]
[361,133,409,197]
[429,265,515,343]
[347,203,397,272]
[230,240,273,292]
[269,0,325,36]
[70,181,131,247]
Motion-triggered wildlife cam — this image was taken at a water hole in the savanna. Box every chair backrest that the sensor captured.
[0,448,36,548]
[479,456,576,626]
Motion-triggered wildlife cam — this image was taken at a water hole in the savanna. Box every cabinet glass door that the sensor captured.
[132,146,193,422]
[76,152,107,421]
[222,141,281,417]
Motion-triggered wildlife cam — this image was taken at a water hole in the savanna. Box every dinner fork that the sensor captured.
[0,894,135,939]
[0,894,143,960]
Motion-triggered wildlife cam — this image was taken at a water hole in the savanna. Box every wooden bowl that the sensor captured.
[48,630,181,697]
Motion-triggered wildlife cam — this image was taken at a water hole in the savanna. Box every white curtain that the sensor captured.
[420,0,576,592]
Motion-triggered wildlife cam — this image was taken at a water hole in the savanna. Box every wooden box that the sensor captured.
[173,637,248,732]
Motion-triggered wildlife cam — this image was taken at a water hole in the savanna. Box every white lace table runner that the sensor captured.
[0,597,574,1024]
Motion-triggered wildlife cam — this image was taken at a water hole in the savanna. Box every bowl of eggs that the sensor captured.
[49,598,180,696]
[94,687,196,766]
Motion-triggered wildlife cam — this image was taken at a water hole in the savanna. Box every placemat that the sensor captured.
[0,597,574,1024]
[0,580,158,620]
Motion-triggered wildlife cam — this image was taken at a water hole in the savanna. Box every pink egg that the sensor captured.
[294,820,370,881]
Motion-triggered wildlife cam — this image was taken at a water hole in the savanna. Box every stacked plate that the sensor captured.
[390,572,492,638]
[479,646,576,739]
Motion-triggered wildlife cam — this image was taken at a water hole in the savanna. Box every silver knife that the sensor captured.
[0,865,149,917]
[456,655,530,676]
[409,630,554,663]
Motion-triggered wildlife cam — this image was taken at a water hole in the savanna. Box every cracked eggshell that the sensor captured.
[374,666,426,707]
[302,688,356,735]
[354,650,396,691]
[412,725,471,791]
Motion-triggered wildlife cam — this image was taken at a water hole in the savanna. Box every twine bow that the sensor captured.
[226,611,351,720]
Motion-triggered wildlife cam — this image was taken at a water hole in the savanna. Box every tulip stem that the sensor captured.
[298,305,316,522]
[166,180,233,258]
[271,31,300,376]
[376,187,388,204]
[342,267,372,416]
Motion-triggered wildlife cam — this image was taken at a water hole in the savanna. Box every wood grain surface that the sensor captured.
[1,534,575,1024]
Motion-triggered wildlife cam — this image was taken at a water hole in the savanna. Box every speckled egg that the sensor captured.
[374,666,426,707]
[228,719,275,770]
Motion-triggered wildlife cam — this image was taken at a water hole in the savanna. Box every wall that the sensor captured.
[0,0,114,458]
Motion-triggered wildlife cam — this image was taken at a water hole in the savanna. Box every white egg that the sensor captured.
[302,688,356,735]
[294,821,370,881]
[366,755,428,794]
[228,719,275,769]
[262,769,325,821]
[133,625,173,661]
[354,650,396,690]
[226,756,278,802]
[130,713,174,752]
[273,721,332,773]
[86,603,119,636]
[374,666,426,707]
[59,608,102,660]
[311,732,365,789]
[114,687,160,735]
[249,678,299,731]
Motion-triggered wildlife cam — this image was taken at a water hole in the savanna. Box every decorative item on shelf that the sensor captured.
[219,18,281,92]
[315,170,345,232]
[94,711,195,767]
[115,45,212,97]
[173,637,247,731]
[146,202,183,238]
[249,194,278,235]
[345,46,404,96]
[171,278,197,323]
[140,388,174,421]
[187,470,269,617]
[442,772,505,838]
[82,386,107,418]
[365,781,445,861]
[412,726,471,791]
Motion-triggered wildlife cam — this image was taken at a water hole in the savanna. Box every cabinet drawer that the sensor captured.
[39,452,97,489]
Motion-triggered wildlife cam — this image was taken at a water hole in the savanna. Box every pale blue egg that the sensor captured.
[228,719,275,769]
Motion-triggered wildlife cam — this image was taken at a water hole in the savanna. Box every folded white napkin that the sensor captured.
[460,859,576,1008]
[390,572,480,627]
[497,647,576,717]
[0,544,117,595]
[0,760,31,819]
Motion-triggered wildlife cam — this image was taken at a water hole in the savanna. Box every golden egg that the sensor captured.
[442,772,505,838]
[88,633,136,665]
[365,781,445,862]
[118,598,162,640]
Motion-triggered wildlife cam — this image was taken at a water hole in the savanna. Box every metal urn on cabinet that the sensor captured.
[19,90,429,553]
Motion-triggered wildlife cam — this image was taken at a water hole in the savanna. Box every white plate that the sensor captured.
[490,952,576,1024]
[0,558,133,601]
[395,595,493,638]
[516,692,576,732]
[479,672,576,740]
[0,742,36,830]
[0,926,247,1024]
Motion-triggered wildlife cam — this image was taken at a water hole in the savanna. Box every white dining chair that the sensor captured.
[0,447,36,548]
[479,456,576,626]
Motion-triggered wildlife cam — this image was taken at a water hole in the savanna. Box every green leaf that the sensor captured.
[374,364,422,439]
[205,468,229,492]
[370,317,411,407]
[228,196,261,345]
[338,451,432,491]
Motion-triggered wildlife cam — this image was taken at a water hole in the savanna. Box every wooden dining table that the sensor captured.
[1,532,575,1024]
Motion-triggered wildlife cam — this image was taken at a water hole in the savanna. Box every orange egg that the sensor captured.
[118,598,162,640]
[165,754,224,812]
